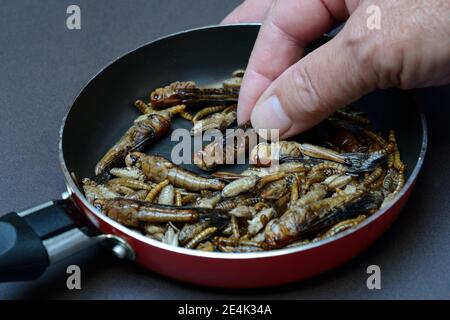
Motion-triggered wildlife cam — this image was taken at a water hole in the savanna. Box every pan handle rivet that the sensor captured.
[96,234,135,260]
[61,191,71,200]
[112,244,127,259]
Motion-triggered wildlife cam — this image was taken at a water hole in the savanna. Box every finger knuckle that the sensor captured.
[344,25,412,89]
[290,63,332,117]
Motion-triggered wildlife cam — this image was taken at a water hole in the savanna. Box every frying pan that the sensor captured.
[0,24,427,288]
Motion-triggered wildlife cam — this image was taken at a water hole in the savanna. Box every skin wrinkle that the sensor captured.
[335,12,379,96]
[259,20,304,79]
[279,42,352,137]
[269,19,307,49]
[281,66,327,138]
[391,46,407,90]
[319,0,346,22]
[341,29,382,103]
[291,60,328,117]
[271,0,334,45]
[340,38,380,95]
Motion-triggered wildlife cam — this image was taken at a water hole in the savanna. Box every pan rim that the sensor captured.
[59,23,428,260]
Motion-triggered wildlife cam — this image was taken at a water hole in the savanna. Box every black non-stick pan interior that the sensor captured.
[62,25,425,187]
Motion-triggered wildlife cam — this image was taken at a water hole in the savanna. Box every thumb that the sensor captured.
[250,32,378,139]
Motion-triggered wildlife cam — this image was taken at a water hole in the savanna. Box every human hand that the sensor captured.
[222,0,450,138]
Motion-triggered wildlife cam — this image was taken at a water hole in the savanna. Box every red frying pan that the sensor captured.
[0,24,427,288]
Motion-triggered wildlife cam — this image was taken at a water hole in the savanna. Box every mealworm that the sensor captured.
[145,179,170,202]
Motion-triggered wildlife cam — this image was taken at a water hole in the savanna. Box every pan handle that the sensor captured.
[0,195,134,282]
[0,210,50,281]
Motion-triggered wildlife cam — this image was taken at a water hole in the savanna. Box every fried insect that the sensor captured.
[256,172,286,189]
[230,216,240,238]
[381,170,405,208]
[222,77,242,93]
[134,100,153,114]
[273,193,291,214]
[290,177,300,203]
[247,208,276,236]
[214,237,261,248]
[261,179,288,200]
[218,245,263,253]
[324,174,353,191]
[221,175,259,197]
[108,184,135,196]
[290,183,328,208]
[222,104,238,114]
[125,189,148,200]
[158,184,175,205]
[277,162,311,174]
[130,153,225,191]
[300,143,386,173]
[110,167,144,180]
[82,178,119,202]
[314,215,367,240]
[142,223,165,241]
[393,172,406,194]
[185,227,218,249]
[231,69,245,78]
[323,120,368,153]
[108,178,152,190]
[194,192,222,208]
[174,189,182,206]
[383,169,396,191]
[190,111,237,136]
[370,171,386,190]
[215,195,261,210]
[193,121,255,171]
[180,194,197,205]
[145,179,170,202]
[212,171,243,180]
[95,198,229,227]
[364,166,384,187]
[240,167,272,177]
[150,81,238,107]
[303,171,326,191]
[364,129,388,149]
[179,221,210,245]
[263,191,382,248]
[250,141,302,166]
[179,110,194,121]
[196,241,215,252]
[162,225,179,246]
[391,135,405,173]
[308,162,348,176]
[229,205,257,219]
[95,106,184,175]
[192,105,227,122]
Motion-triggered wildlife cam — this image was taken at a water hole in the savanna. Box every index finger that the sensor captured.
[221,0,273,24]
[237,0,355,124]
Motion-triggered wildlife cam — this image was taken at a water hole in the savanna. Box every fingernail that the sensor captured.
[251,95,292,135]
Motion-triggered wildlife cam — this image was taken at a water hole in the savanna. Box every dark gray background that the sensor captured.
[0,0,449,299]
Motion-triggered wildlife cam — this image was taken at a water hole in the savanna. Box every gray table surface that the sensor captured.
[0,0,449,300]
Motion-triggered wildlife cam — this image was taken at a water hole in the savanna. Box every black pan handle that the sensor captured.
[0,211,50,281]
[0,196,134,282]
[0,198,83,281]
